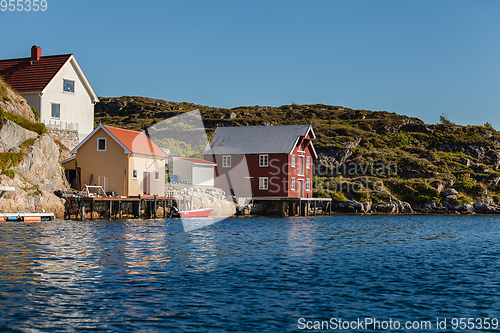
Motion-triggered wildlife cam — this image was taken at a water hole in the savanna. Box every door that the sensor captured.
[298,179,304,198]
[143,171,150,195]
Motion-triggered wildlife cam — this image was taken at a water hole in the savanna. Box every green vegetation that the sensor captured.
[0,79,11,102]
[4,169,15,178]
[94,96,500,208]
[0,138,36,175]
[31,107,39,121]
[439,113,454,125]
[4,112,46,134]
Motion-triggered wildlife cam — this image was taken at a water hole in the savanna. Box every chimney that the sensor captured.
[31,45,41,61]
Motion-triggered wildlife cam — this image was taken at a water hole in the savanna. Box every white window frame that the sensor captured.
[97,138,107,151]
[291,154,296,167]
[259,154,268,167]
[291,177,295,190]
[132,169,139,180]
[154,171,160,181]
[306,178,311,191]
[298,156,304,176]
[222,155,231,168]
[63,79,75,93]
[306,156,311,169]
[51,103,60,119]
[259,177,268,190]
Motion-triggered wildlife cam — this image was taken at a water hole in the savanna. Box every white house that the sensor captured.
[0,45,99,141]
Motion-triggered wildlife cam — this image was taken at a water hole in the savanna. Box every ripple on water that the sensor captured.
[0,215,500,331]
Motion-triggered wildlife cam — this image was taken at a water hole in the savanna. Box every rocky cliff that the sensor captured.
[0,81,68,218]
[95,96,500,213]
[170,187,237,217]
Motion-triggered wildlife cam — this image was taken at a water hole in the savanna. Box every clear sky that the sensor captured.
[1,0,499,127]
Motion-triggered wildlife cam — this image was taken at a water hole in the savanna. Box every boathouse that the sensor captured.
[62,124,167,196]
[202,125,317,198]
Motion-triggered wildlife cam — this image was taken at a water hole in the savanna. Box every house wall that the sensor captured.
[21,93,41,117]
[62,158,76,170]
[39,57,94,141]
[206,153,289,198]
[287,137,315,198]
[74,128,128,195]
[172,158,193,183]
[127,155,165,196]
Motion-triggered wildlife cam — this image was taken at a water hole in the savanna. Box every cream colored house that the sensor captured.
[62,124,168,197]
[0,46,99,141]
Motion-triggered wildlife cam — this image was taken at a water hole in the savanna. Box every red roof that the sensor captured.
[178,157,216,165]
[104,125,168,158]
[0,54,72,93]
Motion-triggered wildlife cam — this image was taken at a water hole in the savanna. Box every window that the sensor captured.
[51,103,60,119]
[222,155,231,168]
[306,178,311,191]
[259,154,268,167]
[291,154,296,167]
[298,156,304,175]
[291,177,295,190]
[132,169,138,179]
[63,79,75,93]
[154,171,160,181]
[306,156,311,169]
[97,138,107,151]
[259,177,268,190]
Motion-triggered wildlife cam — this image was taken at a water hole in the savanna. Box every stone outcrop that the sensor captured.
[0,119,38,152]
[169,187,236,217]
[0,87,36,122]
[0,86,68,218]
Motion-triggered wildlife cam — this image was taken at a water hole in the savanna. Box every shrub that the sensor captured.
[393,131,414,147]
[31,107,39,121]
[4,169,15,178]
[439,113,454,125]
[0,79,11,102]
[455,173,475,190]
[330,191,348,203]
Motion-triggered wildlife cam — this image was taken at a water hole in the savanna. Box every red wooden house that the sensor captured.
[203,125,317,198]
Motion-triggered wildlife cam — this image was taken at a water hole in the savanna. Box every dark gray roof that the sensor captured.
[203,125,316,155]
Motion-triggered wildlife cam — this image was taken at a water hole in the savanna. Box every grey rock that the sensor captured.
[440,189,458,197]
[376,203,398,213]
[460,158,471,166]
[0,120,38,153]
[455,204,474,214]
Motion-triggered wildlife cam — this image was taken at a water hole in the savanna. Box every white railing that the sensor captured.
[42,119,79,131]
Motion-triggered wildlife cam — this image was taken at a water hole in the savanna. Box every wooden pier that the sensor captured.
[64,194,194,220]
[251,196,332,216]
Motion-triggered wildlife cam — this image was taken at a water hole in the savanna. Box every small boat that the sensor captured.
[166,205,213,218]
[0,212,55,222]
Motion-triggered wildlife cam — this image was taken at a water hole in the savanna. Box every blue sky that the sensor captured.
[1,0,499,127]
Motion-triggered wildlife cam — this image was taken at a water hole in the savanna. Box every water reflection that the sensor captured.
[0,216,500,331]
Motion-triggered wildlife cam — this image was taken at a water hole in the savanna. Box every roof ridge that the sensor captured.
[0,53,72,63]
[104,125,143,133]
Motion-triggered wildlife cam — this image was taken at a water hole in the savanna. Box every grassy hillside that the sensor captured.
[95,96,500,207]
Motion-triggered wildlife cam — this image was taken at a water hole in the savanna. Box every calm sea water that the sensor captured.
[1,215,500,332]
